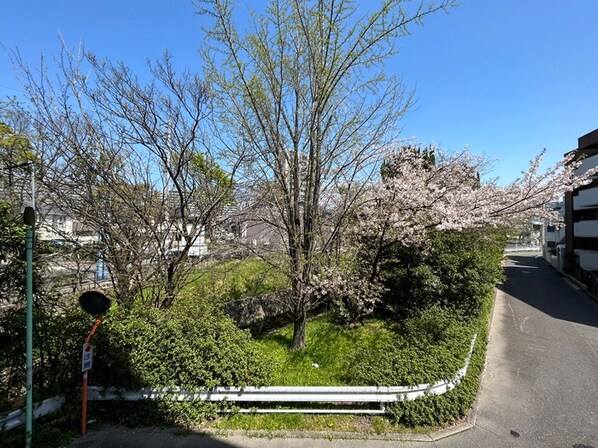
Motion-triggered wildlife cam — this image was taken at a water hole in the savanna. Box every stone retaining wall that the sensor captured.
[223,289,293,334]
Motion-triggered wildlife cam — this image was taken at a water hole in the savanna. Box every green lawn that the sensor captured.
[257,313,397,386]
[188,258,289,303]
[257,310,474,387]
[208,413,434,434]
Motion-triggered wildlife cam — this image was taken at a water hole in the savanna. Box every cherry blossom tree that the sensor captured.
[356,145,596,283]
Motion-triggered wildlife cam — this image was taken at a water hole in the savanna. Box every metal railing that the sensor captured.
[88,334,477,414]
[1,334,477,427]
[0,396,64,432]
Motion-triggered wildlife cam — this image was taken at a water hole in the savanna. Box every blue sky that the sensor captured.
[1,0,597,184]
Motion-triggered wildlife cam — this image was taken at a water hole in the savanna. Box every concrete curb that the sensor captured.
[199,423,472,443]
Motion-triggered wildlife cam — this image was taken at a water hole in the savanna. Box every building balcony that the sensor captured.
[576,153,598,177]
[574,186,598,210]
[574,249,598,271]
[574,220,598,238]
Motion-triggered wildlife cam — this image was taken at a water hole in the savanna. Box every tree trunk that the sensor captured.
[160,262,176,309]
[291,309,307,350]
[114,271,131,305]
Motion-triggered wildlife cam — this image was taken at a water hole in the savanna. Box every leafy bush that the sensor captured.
[380,228,505,317]
[1,290,273,431]
[361,226,502,426]
[348,306,475,386]
[0,308,91,411]
[90,295,273,389]
[384,292,492,426]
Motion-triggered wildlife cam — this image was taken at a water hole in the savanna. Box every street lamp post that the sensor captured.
[2,162,36,447]
[23,206,35,448]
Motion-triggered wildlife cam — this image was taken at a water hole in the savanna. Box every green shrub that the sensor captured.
[384,293,492,426]
[0,299,87,412]
[77,296,275,425]
[91,295,273,389]
[380,228,505,317]
[348,306,474,386]
[1,290,273,431]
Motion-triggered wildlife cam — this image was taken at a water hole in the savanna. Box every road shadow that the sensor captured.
[67,425,243,448]
[497,254,598,328]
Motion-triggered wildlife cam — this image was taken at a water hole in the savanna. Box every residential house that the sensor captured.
[37,206,97,244]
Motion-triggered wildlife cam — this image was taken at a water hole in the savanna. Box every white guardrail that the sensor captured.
[1,334,477,428]
[0,395,64,432]
[87,334,478,414]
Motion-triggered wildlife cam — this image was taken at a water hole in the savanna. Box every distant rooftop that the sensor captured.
[565,128,598,158]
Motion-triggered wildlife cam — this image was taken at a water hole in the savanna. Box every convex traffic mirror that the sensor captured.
[78,290,111,315]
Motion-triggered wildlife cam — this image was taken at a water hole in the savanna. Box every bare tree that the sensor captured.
[200,0,455,349]
[12,44,237,307]
[0,105,36,212]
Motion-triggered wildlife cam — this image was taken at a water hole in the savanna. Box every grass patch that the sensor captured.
[257,314,396,386]
[257,309,475,387]
[206,413,434,434]
[214,299,490,433]
[189,258,288,303]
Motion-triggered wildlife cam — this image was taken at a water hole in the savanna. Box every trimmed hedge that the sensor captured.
[384,291,493,425]
[89,296,274,389]
[349,306,475,386]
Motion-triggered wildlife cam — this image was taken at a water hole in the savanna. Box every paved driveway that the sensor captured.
[67,254,598,448]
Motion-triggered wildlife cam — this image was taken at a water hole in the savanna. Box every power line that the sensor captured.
[0,83,25,94]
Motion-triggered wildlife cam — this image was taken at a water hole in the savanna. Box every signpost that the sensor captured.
[78,291,111,436]
[82,343,93,372]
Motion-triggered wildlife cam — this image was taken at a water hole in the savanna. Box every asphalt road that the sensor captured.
[67,254,598,448]
[437,254,598,448]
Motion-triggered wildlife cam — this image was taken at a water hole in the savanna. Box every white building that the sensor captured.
[564,129,598,274]
[37,206,97,244]
[166,224,208,258]
[542,202,565,271]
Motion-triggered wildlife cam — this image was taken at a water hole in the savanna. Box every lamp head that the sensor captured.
[23,207,35,226]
